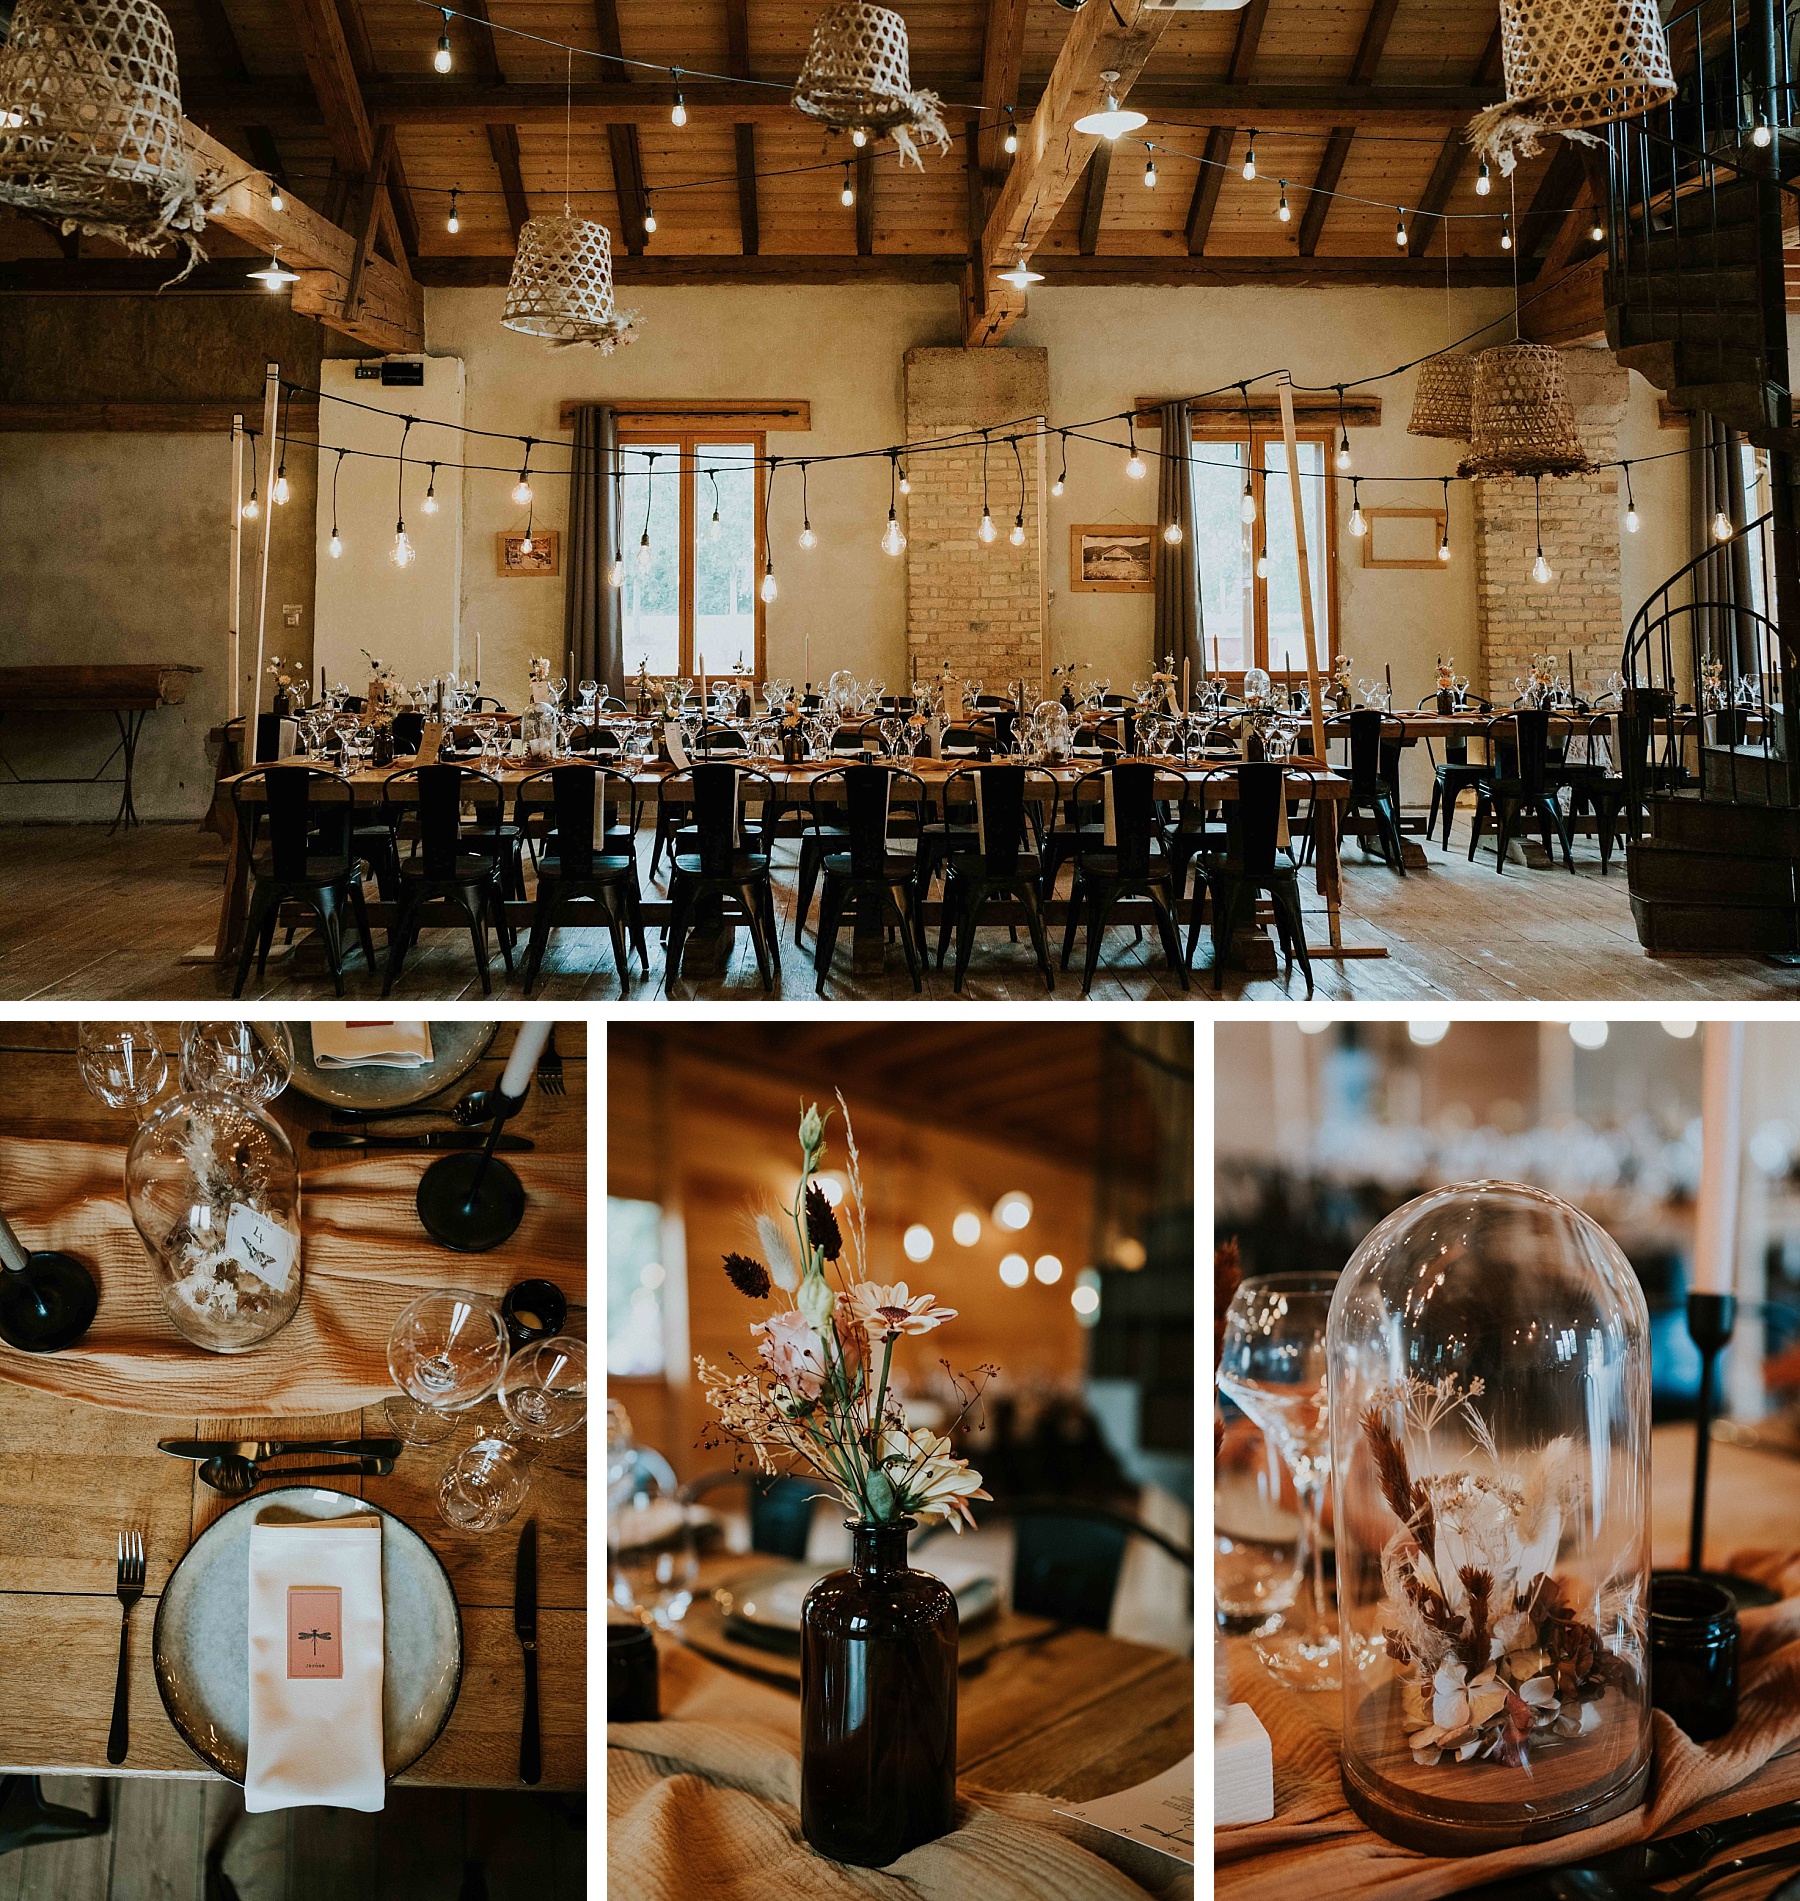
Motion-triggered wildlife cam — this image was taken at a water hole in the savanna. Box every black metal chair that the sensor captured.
[1467,710,1575,874]
[914,1496,1194,1637]
[812,765,926,995]
[935,765,1055,994]
[515,764,649,996]
[1059,763,1189,997]
[1342,709,1407,872]
[229,765,376,997]
[666,762,780,991]
[0,1777,109,1859]
[1557,712,1630,874]
[1419,696,1492,851]
[1196,761,1313,996]
[793,770,852,947]
[381,764,517,995]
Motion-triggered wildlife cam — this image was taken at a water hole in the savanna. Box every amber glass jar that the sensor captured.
[800,1519,958,1866]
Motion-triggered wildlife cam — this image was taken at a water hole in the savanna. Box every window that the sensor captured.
[619,432,764,679]
[1189,427,1337,681]
[607,1195,670,1377]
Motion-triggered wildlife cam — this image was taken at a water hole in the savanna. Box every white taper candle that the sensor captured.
[1692,1021,1746,1295]
[499,1020,552,1102]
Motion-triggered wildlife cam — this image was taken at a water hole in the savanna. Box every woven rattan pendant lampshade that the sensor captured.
[793,2,949,167]
[502,214,640,351]
[1469,0,1675,173]
[0,0,209,263]
[1408,355,1475,441]
[1458,341,1595,478]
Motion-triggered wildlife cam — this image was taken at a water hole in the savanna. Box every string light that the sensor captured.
[760,456,779,600]
[1713,507,1734,542]
[422,462,440,513]
[670,73,686,126]
[1438,477,1451,561]
[1532,474,1553,582]
[1009,515,1027,546]
[1255,541,1269,579]
[1395,208,1408,247]
[978,431,997,542]
[328,449,343,557]
[643,193,657,234]
[1277,180,1290,223]
[708,471,722,539]
[434,9,452,72]
[1125,414,1146,480]
[898,462,910,495]
[1238,385,1255,523]
[851,126,868,148]
[241,478,259,521]
[1500,212,1512,250]
[797,461,817,548]
[1589,216,1605,242]
[446,187,460,234]
[608,468,625,586]
[1348,476,1366,537]
[1163,519,1182,544]
[1143,144,1156,189]
[883,452,906,555]
[272,407,290,504]
[268,181,284,212]
[840,164,855,207]
[392,417,415,566]
[1003,107,1018,155]
[1752,120,1773,148]
[1623,461,1639,533]
[1073,71,1145,140]
[1334,385,1351,472]
[1051,430,1067,497]
[1476,156,1491,195]
[512,439,533,506]
[637,450,656,572]
[1241,132,1256,180]
[1008,437,1027,544]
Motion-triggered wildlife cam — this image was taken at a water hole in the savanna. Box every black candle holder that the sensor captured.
[0,1211,98,1353]
[417,1086,529,1253]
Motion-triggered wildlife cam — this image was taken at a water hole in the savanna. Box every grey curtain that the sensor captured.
[565,403,625,694]
[1153,400,1205,686]
[1690,413,1756,677]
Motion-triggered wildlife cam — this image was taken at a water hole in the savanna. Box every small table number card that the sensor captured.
[226,1202,298,1294]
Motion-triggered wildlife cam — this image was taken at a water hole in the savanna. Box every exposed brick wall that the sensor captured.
[902,347,1049,689]
[1472,351,1630,701]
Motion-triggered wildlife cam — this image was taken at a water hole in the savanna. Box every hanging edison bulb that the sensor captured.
[799,522,818,550]
[1335,433,1351,473]
[760,561,778,602]
[1240,483,1256,526]
[1008,515,1026,547]
[709,508,722,540]
[1126,448,1146,479]
[1255,547,1269,579]
[1163,520,1183,544]
[978,508,998,544]
[329,532,343,559]
[1532,551,1554,583]
[637,532,652,573]
[608,555,625,587]
[882,511,906,556]
[1625,504,1640,533]
[241,489,260,522]
[1713,510,1733,542]
[391,526,416,568]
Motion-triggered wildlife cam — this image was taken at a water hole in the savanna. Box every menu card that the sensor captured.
[310,1022,435,1068]
[1055,1755,1195,1865]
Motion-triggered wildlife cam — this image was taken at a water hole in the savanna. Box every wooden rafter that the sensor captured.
[185,0,286,198]
[488,123,530,242]
[343,121,395,315]
[592,0,649,253]
[725,0,759,255]
[971,0,1172,343]
[1415,21,1503,254]
[1183,0,1267,256]
[1077,143,1111,256]
[1519,141,1589,257]
[336,0,422,258]
[1297,0,1402,257]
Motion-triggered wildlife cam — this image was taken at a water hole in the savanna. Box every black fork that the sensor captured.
[535,1025,564,1096]
[107,1528,145,1765]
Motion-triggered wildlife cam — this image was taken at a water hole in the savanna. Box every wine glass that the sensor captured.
[77,1022,170,1121]
[1216,1272,1350,1691]
[179,1021,295,1104]
[384,1288,511,1447]
[438,1335,587,1531]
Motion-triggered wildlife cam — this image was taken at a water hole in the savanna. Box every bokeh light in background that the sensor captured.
[902,1223,934,1262]
[1033,1254,1064,1284]
[952,1210,982,1246]
[994,1191,1033,1230]
[999,1252,1030,1287]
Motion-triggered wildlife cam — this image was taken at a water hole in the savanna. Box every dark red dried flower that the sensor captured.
[722,1252,772,1300]
[805,1183,842,1261]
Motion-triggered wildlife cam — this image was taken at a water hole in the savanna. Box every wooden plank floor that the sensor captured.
[0,1780,584,1900]
[3,817,1796,1003]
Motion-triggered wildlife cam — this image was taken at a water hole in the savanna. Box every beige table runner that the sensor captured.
[0,1133,585,1414]
[1217,1548,1800,1901]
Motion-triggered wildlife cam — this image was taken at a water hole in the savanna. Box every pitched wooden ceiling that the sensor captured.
[0,0,1564,298]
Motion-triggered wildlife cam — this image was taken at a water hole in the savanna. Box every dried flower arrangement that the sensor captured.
[1360,1374,1632,1771]
[699,1095,993,1532]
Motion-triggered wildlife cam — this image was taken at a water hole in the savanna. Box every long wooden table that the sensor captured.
[0,1022,587,1792]
[213,753,1358,962]
[0,663,202,832]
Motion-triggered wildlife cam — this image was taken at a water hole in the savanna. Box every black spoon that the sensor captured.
[1551,1844,1800,1901]
[198,1454,396,1496]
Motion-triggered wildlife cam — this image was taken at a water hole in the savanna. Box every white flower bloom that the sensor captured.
[844,1281,956,1340]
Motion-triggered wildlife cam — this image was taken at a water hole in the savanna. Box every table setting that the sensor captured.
[1213,1045,1800,1901]
[0,1018,587,1804]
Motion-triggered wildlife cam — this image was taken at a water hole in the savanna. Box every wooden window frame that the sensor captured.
[1189,421,1340,685]
[618,427,767,679]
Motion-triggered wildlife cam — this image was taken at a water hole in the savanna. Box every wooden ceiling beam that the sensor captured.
[592,0,649,255]
[1295,0,1402,257]
[1182,0,1268,256]
[1077,142,1111,256]
[724,0,760,255]
[285,0,374,173]
[185,0,288,202]
[975,0,1030,197]
[972,0,1173,343]
[1415,23,1503,255]
[186,78,1496,132]
[335,0,422,259]
[1519,140,1588,257]
[401,251,1527,289]
[487,123,530,242]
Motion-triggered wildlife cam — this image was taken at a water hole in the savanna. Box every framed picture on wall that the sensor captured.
[496,530,560,577]
[1070,525,1156,593]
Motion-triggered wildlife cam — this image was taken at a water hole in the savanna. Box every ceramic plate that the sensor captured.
[286,1021,497,1111]
[153,1485,463,1783]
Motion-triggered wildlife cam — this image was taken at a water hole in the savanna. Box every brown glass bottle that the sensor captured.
[799,1518,958,1867]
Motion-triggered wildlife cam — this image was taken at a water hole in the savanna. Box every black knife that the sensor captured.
[516,1519,541,1786]
[1460,1800,1800,1900]
[307,1131,534,1153]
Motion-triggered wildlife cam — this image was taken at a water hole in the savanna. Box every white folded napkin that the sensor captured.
[245,1511,386,1813]
[309,1022,434,1068]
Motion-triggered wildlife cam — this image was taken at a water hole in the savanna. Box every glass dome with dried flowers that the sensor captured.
[699,1094,991,1867]
[1327,1180,1652,1854]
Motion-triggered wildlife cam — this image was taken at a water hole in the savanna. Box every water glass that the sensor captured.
[385,1289,510,1447]
[77,1022,170,1120]
[439,1335,586,1531]
[179,1021,295,1104]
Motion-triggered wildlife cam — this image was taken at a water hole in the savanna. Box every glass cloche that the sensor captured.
[125,1091,303,1352]
[1326,1181,1651,1854]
